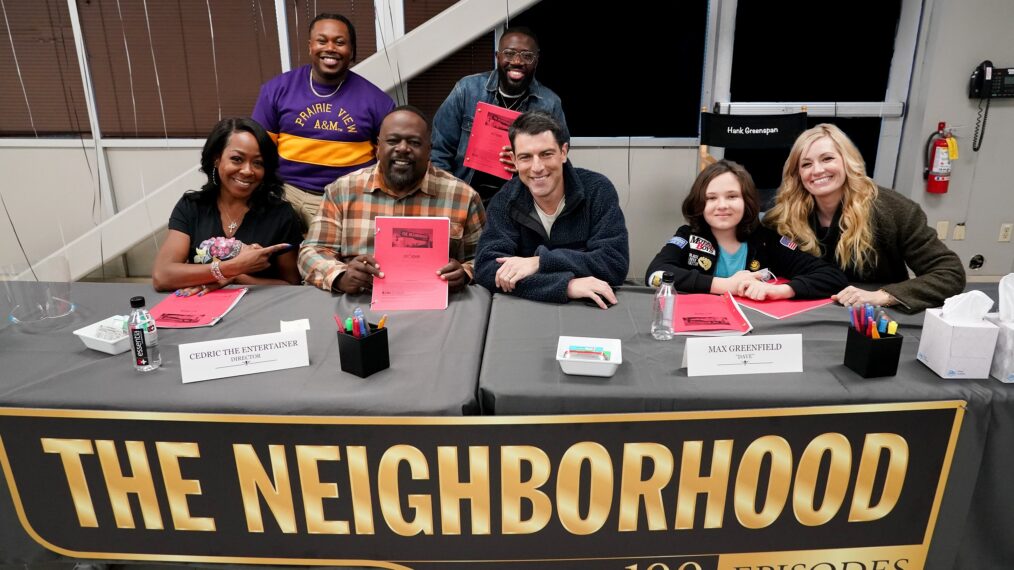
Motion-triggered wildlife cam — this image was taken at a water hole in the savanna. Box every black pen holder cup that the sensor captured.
[843,326,903,378]
[337,325,390,378]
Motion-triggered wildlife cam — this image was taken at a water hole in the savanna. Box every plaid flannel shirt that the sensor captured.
[298,163,486,291]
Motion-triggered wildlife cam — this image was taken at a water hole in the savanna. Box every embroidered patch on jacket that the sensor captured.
[779,236,798,250]
[749,259,761,271]
[667,236,688,249]
[689,235,716,255]
[698,257,713,270]
[687,253,699,266]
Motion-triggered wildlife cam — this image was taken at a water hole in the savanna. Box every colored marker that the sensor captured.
[345,317,354,334]
[878,316,888,334]
[378,314,388,329]
[871,324,881,339]
[352,318,361,338]
[887,321,898,336]
[353,307,369,337]
[334,314,343,332]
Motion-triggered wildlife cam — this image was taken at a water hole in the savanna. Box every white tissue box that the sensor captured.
[917,308,999,379]
[986,313,1014,383]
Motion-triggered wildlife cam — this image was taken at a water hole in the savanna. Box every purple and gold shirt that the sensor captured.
[253,65,395,194]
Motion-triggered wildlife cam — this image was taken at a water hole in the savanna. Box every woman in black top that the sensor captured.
[153,117,302,294]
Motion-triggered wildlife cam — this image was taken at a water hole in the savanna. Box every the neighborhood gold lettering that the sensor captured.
[40,432,909,536]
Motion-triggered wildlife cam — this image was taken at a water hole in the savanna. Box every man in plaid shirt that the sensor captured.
[299,106,486,293]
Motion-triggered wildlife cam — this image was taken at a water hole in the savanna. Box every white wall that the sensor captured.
[0,143,201,280]
[0,146,99,268]
[567,146,698,281]
[105,147,203,276]
[895,0,1014,277]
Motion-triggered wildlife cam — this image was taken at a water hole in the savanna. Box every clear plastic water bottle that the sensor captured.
[651,272,676,341]
[128,296,161,371]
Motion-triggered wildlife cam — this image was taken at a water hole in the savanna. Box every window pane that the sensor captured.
[0,0,89,136]
[80,0,281,137]
[287,0,377,69]
[731,1,902,102]
[404,0,493,121]
[511,2,708,137]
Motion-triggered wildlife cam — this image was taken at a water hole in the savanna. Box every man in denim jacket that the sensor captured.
[431,27,568,205]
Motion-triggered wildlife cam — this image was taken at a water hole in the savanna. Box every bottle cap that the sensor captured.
[130,296,146,308]
[661,271,675,283]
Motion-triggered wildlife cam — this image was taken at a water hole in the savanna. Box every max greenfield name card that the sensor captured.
[686,334,803,377]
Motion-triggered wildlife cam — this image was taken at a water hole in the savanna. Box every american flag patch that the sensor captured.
[667,236,688,248]
[779,236,798,250]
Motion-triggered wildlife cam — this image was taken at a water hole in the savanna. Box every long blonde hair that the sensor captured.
[765,123,879,275]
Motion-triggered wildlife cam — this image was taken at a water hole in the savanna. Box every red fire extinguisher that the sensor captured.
[923,122,953,194]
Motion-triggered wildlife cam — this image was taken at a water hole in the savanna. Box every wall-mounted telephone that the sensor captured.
[968,61,1014,98]
[968,61,1014,151]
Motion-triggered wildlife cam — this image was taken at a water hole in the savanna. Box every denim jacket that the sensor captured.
[431,70,569,184]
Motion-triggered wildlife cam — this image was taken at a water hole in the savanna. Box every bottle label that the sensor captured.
[131,328,149,366]
[145,322,158,347]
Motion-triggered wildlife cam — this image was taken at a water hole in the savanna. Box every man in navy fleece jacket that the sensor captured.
[475,112,629,309]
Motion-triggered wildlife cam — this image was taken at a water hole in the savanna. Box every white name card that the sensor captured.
[179,329,309,384]
[686,334,802,377]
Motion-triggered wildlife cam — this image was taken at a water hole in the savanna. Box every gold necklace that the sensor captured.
[309,68,345,98]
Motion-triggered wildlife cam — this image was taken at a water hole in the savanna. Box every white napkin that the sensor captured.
[941,290,994,323]
[280,318,311,331]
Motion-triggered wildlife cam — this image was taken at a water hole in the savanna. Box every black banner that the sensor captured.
[0,402,963,569]
[700,112,808,148]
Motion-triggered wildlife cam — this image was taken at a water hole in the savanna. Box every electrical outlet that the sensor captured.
[953,223,966,241]
[936,221,949,240]
[1000,223,1013,242]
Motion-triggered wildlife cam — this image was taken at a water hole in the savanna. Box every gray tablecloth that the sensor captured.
[2,281,1012,568]
[0,282,490,416]
[479,284,1012,569]
[0,281,490,567]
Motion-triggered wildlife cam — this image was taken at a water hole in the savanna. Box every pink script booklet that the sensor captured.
[736,279,835,319]
[371,216,450,311]
[462,102,522,180]
[151,287,247,328]
[673,292,753,336]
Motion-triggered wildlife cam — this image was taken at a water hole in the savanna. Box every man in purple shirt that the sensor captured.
[253,13,395,229]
